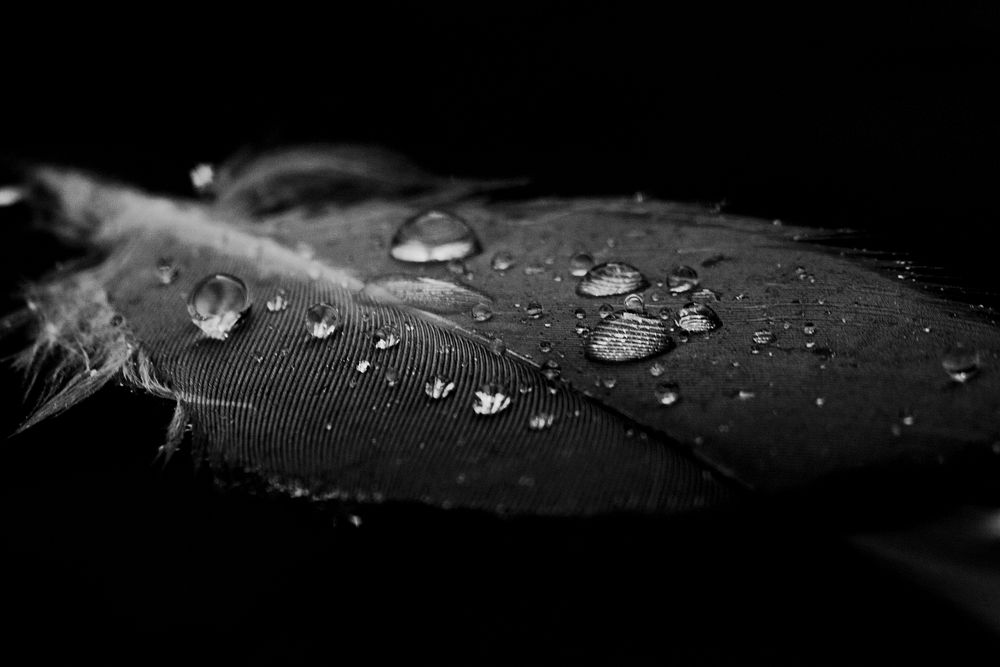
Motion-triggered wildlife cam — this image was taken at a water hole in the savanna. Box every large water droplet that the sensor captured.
[471,302,493,322]
[390,209,480,263]
[156,258,179,285]
[624,293,645,313]
[472,383,512,415]
[675,302,722,333]
[266,289,289,312]
[528,412,555,430]
[667,265,700,294]
[942,343,981,383]
[585,311,675,362]
[577,262,649,297]
[425,375,456,399]
[491,251,516,272]
[569,252,595,277]
[305,303,342,339]
[187,273,250,340]
[374,323,401,350]
[654,382,681,406]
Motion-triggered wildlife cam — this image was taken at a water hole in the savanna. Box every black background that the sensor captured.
[2,5,999,664]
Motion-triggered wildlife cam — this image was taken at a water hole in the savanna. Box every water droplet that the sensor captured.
[491,251,516,271]
[490,338,507,355]
[156,258,179,285]
[541,359,561,380]
[385,367,400,386]
[189,163,214,192]
[569,251,595,277]
[390,209,480,263]
[472,383,512,415]
[736,390,756,401]
[654,382,681,406]
[470,302,493,322]
[649,361,666,377]
[598,303,614,319]
[528,412,555,430]
[942,343,981,383]
[675,302,722,333]
[305,303,342,339]
[374,323,401,350]
[656,306,672,321]
[525,301,543,318]
[574,308,587,319]
[539,340,552,353]
[648,289,666,303]
[577,262,649,297]
[424,375,456,399]
[523,264,546,276]
[600,376,617,389]
[667,265,700,294]
[900,410,916,426]
[575,323,590,336]
[356,360,371,373]
[446,259,467,276]
[187,273,251,340]
[815,397,826,407]
[803,322,816,336]
[624,293,645,313]
[265,289,289,312]
[586,311,675,362]
[0,185,25,207]
[752,329,776,345]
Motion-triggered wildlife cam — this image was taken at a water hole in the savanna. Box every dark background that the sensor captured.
[2,5,999,664]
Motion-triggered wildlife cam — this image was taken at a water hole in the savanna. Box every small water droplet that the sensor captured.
[356,360,371,373]
[265,289,289,312]
[624,293,645,313]
[541,359,561,380]
[575,323,590,336]
[390,209,480,263]
[649,361,666,377]
[525,301,544,318]
[815,397,825,407]
[523,264,546,275]
[490,338,507,355]
[736,390,756,401]
[574,307,587,319]
[189,163,214,192]
[187,273,251,340]
[654,382,681,406]
[374,323,401,350]
[539,340,552,353]
[472,383,512,415]
[156,258,179,285]
[528,412,555,430]
[491,251,516,271]
[470,302,493,322]
[601,376,617,389]
[656,306,672,320]
[577,262,649,297]
[569,251,595,277]
[803,322,816,336]
[667,265,700,294]
[424,375,456,399]
[385,367,400,386]
[752,329,776,345]
[598,303,614,319]
[942,343,981,383]
[305,303,342,339]
[675,302,722,333]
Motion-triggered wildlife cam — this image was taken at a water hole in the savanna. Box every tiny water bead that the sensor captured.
[666,265,700,294]
[305,303,342,339]
[656,306,672,321]
[752,329,776,345]
[598,303,614,319]
[577,262,649,298]
[187,273,251,340]
[472,383,512,415]
[525,301,544,318]
[156,258,179,285]
[803,322,817,336]
[574,308,587,319]
[654,382,681,406]
[424,375,456,399]
[356,360,371,373]
[528,412,556,430]
[491,251,516,272]
[586,311,675,362]
[446,259,467,276]
[471,302,493,322]
[541,359,561,380]
[575,323,590,336]
[539,340,552,353]
[569,251,595,277]
[942,343,981,383]
[624,293,645,313]
[600,376,617,389]
[265,289,289,312]
[373,323,401,350]
[736,390,756,401]
[523,264,546,276]
[385,367,400,386]
[675,302,722,333]
[390,209,480,263]
[649,361,666,377]
[189,163,214,192]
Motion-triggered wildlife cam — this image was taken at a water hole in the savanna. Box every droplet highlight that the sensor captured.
[390,209,480,263]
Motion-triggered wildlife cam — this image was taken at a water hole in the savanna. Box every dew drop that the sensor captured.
[574,308,587,319]
[446,258,467,276]
[942,343,981,383]
[470,302,493,322]
[525,301,544,319]
[752,329,776,345]
[385,367,400,387]
[736,390,756,401]
[569,252,595,277]
[305,303,342,339]
[624,293,645,313]
[575,323,590,336]
[265,289,289,312]
[667,265,700,294]
[598,303,614,319]
[601,376,617,389]
[541,359,561,380]
[649,361,666,377]
[189,163,214,192]
[528,412,555,430]
[156,258,179,286]
[472,383,512,415]
[424,375,456,399]
[187,273,251,340]
[675,302,722,333]
[491,251,516,272]
[390,209,480,263]
[374,323,401,350]
[654,382,681,406]
[803,322,816,336]
[586,311,675,362]
[356,360,371,373]
[523,264,546,276]
[539,340,552,353]
[577,262,649,297]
